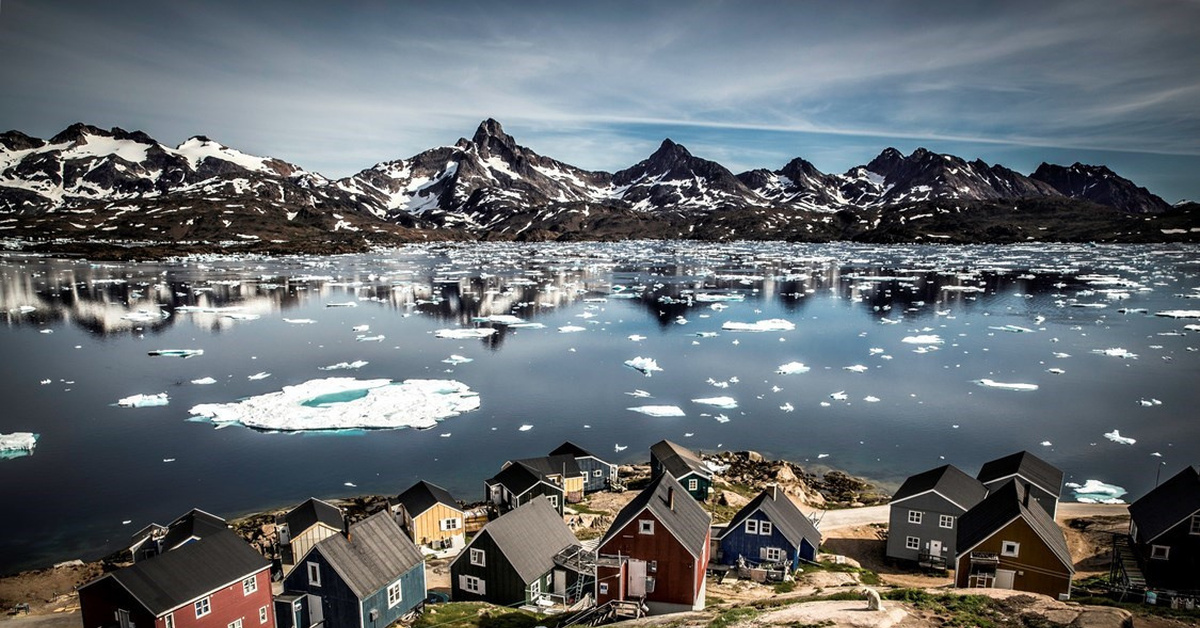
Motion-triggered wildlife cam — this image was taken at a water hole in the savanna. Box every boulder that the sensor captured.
[719,491,751,508]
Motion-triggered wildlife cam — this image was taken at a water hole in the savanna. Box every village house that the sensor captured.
[649,440,712,502]
[129,509,229,563]
[977,450,1063,517]
[715,486,822,572]
[80,529,274,628]
[885,464,989,569]
[391,480,465,554]
[595,473,711,615]
[484,460,566,515]
[955,480,1075,599]
[450,497,587,609]
[278,510,426,628]
[549,441,620,493]
[509,454,588,503]
[277,498,343,573]
[1126,465,1200,593]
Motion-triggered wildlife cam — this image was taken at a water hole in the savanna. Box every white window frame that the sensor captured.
[598,582,609,595]
[908,510,923,525]
[195,597,211,619]
[307,562,321,587]
[441,517,461,531]
[763,547,785,562]
[905,536,920,550]
[258,607,268,625]
[463,575,483,594]
[939,515,954,529]
[530,579,541,597]
[639,519,654,535]
[1190,514,1200,536]
[745,519,759,534]
[387,581,402,608]
[759,521,773,536]
[470,548,486,567]
[548,495,558,509]
[228,618,242,628]
[165,613,174,628]
[242,575,258,596]
[593,469,603,478]
[688,478,699,491]
[1001,541,1020,557]
[1150,544,1170,560]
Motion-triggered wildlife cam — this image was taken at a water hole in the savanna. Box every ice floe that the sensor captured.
[518,424,533,431]
[247,372,271,380]
[148,349,203,358]
[442,355,473,365]
[1067,479,1128,503]
[776,362,811,374]
[558,325,586,333]
[624,357,662,376]
[627,405,685,417]
[902,335,944,345]
[975,379,1038,391]
[1103,429,1136,445]
[435,328,496,339]
[988,325,1034,333]
[829,391,848,401]
[1137,398,1163,407]
[1155,310,1200,319]
[843,364,869,373]
[283,318,317,324]
[625,389,652,398]
[0,432,38,455]
[1091,348,1138,359]
[117,393,169,407]
[721,319,795,332]
[191,377,217,385]
[320,360,369,371]
[614,444,627,452]
[188,377,480,431]
[692,396,738,409]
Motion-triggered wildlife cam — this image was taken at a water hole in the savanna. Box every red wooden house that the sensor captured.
[595,473,711,615]
[80,529,274,628]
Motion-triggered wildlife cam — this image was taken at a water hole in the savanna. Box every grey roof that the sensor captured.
[160,509,228,551]
[513,454,583,479]
[549,441,604,461]
[722,488,821,548]
[977,451,1064,499]
[459,497,579,583]
[487,461,557,496]
[283,498,343,537]
[396,481,461,519]
[957,480,1074,573]
[650,440,711,480]
[309,510,424,600]
[1128,465,1200,544]
[602,472,711,558]
[893,464,989,510]
[90,529,268,616]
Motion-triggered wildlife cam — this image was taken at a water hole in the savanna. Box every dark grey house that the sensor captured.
[976,451,1063,517]
[1126,465,1200,592]
[485,460,566,515]
[449,497,585,608]
[885,464,988,568]
[549,442,619,493]
[649,440,712,501]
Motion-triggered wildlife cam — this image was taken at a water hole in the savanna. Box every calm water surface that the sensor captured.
[1,241,1197,573]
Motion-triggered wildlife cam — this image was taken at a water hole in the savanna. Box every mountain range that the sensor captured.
[0,119,1194,257]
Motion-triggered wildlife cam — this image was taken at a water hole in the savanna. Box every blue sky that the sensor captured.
[2,0,1198,202]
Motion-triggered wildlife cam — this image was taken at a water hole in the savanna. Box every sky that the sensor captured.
[2,0,1199,202]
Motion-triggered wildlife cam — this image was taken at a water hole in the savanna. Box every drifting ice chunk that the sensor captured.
[776,362,811,374]
[1136,398,1163,407]
[692,396,737,409]
[283,318,316,324]
[0,432,39,454]
[435,328,496,339]
[1067,479,1128,503]
[863,396,880,403]
[625,389,652,398]
[326,302,357,308]
[829,391,848,401]
[1092,348,1138,359]
[519,424,533,431]
[627,405,686,417]
[1046,368,1065,375]
[614,444,627,452]
[628,335,647,341]
[117,393,169,408]
[191,377,217,385]
[558,325,586,333]
[1103,429,1136,445]
[988,325,1034,333]
[247,372,271,380]
[1041,441,1053,447]
[442,355,473,365]
[780,402,794,412]
[902,335,944,345]
[1155,310,1200,319]
[188,377,480,431]
[975,379,1038,391]
[473,314,526,325]
[356,335,385,342]
[148,349,204,358]
[625,357,663,376]
[320,360,369,371]
[722,319,795,332]
[843,365,869,373]
[352,325,370,332]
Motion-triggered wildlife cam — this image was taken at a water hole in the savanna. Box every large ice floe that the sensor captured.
[0,432,38,458]
[624,357,662,376]
[776,362,811,374]
[692,396,738,409]
[435,328,496,339]
[975,379,1038,391]
[117,393,169,407]
[188,377,480,431]
[1067,479,1128,504]
[627,405,686,417]
[1103,429,1136,445]
[902,335,944,345]
[721,319,795,332]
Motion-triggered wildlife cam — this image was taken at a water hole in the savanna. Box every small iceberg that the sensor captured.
[1067,479,1128,503]
[191,377,217,385]
[320,360,369,371]
[625,389,652,398]
[1104,429,1136,445]
[558,325,586,333]
[722,319,795,332]
[148,349,204,358]
[355,335,385,342]
[326,302,358,308]
[776,362,811,375]
[829,391,848,401]
[1155,310,1200,319]
[988,325,1035,333]
[117,393,170,408]
[518,424,533,431]
[248,372,272,380]
[627,405,686,417]
[1092,348,1138,359]
[902,335,944,345]
[625,357,663,377]
[283,318,316,324]
[692,396,738,409]
[843,364,869,373]
[976,379,1038,391]
[442,355,473,365]
[0,432,38,458]
[435,328,496,339]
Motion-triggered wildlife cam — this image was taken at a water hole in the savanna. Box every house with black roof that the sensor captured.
[279,510,426,628]
[955,480,1075,599]
[715,486,822,572]
[127,509,229,563]
[1126,465,1200,592]
[80,529,274,628]
[449,497,586,608]
[392,480,465,554]
[977,451,1063,517]
[485,460,566,515]
[510,454,588,503]
[595,472,711,615]
[885,464,989,569]
[649,440,712,501]
[549,442,619,493]
[278,498,343,572]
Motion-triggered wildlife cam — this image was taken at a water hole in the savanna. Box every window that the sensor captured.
[530,579,540,596]
[242,575,258,596]
[307,562,321,587]
[593,469,603,478]
[258,607,268,625]
[387,581,402,608]
[759,521,773,536]
[548,495,558,509]
[1151,545,1170,560]
[645,577,656,593]
[905,536,920,550]
[1190,515,1200,536]
[228,618,242,628]
[1001,541,1020,557]
[745,519,759,534]
[908,510,923,525]
[598,582,609,595]
[441,518,461,531]
[648,560,657,573]
[194,597,211,618]
[165,613,174,628]
[939,515,954,529]
[470,548,486,567]
[688,479,699,491]
[639,519,654,535]
[463,575,484,594]
[763,547,784,562]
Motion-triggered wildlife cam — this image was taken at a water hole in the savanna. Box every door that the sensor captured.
[928,540,942,557]
[117,609,132,628]
[306,594,324,627]
[627,559,647,597]
[995,569,1016,590]
[553,569,567,595]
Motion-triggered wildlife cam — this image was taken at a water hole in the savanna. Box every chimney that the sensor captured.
[770,484,779,500]
[1022,483,1031,508]
[667,486,675,511]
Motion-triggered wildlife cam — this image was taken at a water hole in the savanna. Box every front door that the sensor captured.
[928,540,942,557]
[117,609,132,628]
[553,569,567,595]
[995,569,1016,589]
[627,559,647,597]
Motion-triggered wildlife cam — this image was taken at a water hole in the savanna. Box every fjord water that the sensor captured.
[1,242,1197,573]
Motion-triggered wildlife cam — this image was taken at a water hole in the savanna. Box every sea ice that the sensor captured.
[863,396,880,403]
[1092,348,1138,359]
[352,325,370,332]
[356,335,385,342]
[627,405,686,417]
[191,377,217,385]
[188,377,480,431]
[692,396,738,409]
[1103,429,1136,445]
[721,319,795,332]
[776,362,810,374]
[558,325,586,333]
[283,318,316,324]
[148,349,204,358]
[625,389,652,398]
[117,393,169,407]
[628,335,647,341]
[519,424,533,431]
[1155,310,1200,318]
[625,357,663,377]
[248,372,271,380]
[902,335,944,345]
[320,360,369,371]
[988,325,1035,333]
[780,402,794,412]
[1067,479,1128,503]
[442,355,473,365]
[829,391,848,401]
[0,432,38,453]
[435,328,496,339]
[975,379,1038,391]
[843,365,869,373]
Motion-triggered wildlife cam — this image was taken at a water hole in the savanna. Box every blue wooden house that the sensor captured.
[549,442,618,493]
[716,486,821,571]
[280,510,426,628]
